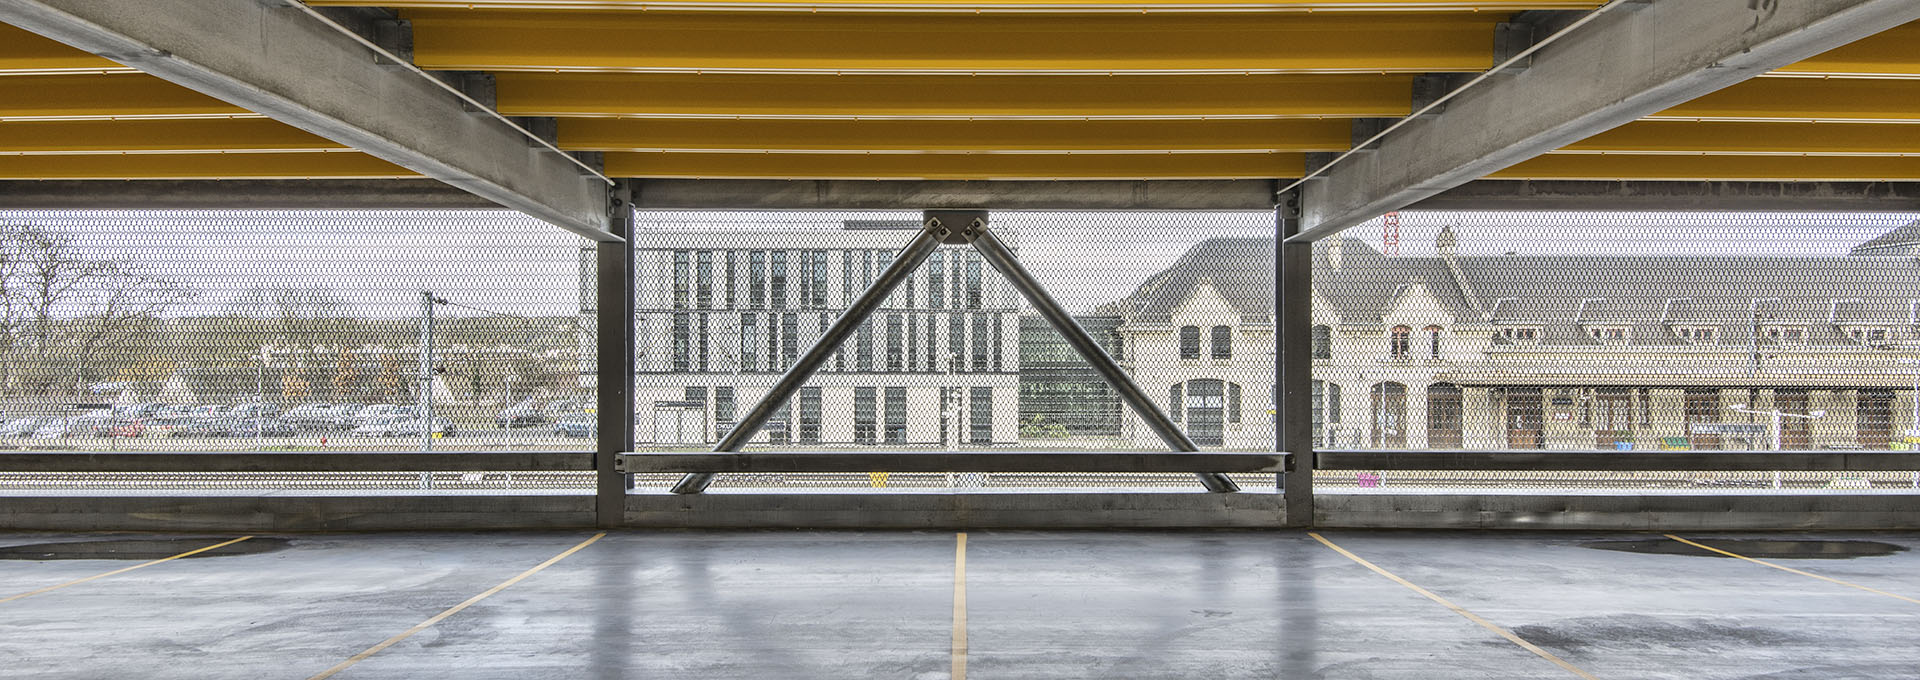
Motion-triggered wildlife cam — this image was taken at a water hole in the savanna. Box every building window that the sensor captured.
[857,319,875,372]
[970,387,993,445]
[1179,326,1201,359]
[1424,325,1444,358]
[1311,380,1343,447]
[695,313,709,372]
[1764,326,1808,345]
[769,251,788,310]
[1311,325,1332,360]
[854,387,877,445]
[672,251,690,309]
[1676,326,1718,345]
[1211,325,1232,360]
[693,251,713,309]
[1227,383,1242,424]
[714,387,735,438]
[1589,326,1630,345]
[971,314,988,372]
[798,387,821,444]
[1388,325,1411,360]
[1370,382,1407,448]
[885,387,907,444]
[810,251,828,308]
[906,315,919,372]
[1169,383,1182,422]
[671,313,691,372]
[748,251,766,309]
[1847,327,1894,346]
[926,314,940,371]
[724,251,736,308]
[738,314,757,372]
[842,250,856,305]
[1427,383,1462,449]
[887,314,904,372]
[927,251,946,309]
[949,313,965,372]
[1502,327,1540,345]
[765,313,781,371]
[1185,379,1225,446]
[768,403,791,445]
[780,313,798,369]
[966,253,983,309]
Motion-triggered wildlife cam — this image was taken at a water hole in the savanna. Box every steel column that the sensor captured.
[670,215,946,494]
[1276,192,1314,525]
[965,220,1238,493]
[595,183,635,525]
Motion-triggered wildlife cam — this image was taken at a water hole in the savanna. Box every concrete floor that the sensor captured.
[0,530,1916,679]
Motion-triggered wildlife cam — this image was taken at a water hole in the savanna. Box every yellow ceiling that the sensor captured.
[0,3,1915,182]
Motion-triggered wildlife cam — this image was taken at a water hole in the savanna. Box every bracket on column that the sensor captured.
[669,210,1237,494]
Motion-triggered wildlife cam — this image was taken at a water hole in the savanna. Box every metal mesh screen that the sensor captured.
[1313,211,1920,494]
[0,209,595,493]
[629,210,1277,491]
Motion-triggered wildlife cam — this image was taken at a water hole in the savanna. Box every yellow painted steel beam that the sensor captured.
[497,73,1413,118]
[406,10,1499,74]
[1776,21,1920,78]
[604,151,1303,178]
[1493,154,1920,181]
[315,1,1601,13]
[0,152,412,179]
[0,119,341,153]
[0,24,129,75]
[559,117,1351,151]
[1653,77,1920,123]
[1565,121,1920,155]
[0,74,250,119]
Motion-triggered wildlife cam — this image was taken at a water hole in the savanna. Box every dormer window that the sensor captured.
[1389,325,1411,359]
[1589,326,1631,345]
[1502,327,1540,345]
[1763,326,1808,345]
[1676,326,1718,345]
[1424,325,1443,359]
[1847,327,1894,346]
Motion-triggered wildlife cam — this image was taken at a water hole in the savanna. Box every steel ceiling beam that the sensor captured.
[0,152,411,180]
[1493,154,1920,182]
[604,151,1306,179]
[562,118,1351,153]
[1564,120,1920,155]
[312,0,1604,12]
[1652,76,1920,122]
[0,118,340,153]
[1292,0,1920,243]
[0,0,615,241]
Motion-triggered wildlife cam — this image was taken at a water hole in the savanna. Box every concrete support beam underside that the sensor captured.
[1295,0,1920,242]
[0,0,612,240]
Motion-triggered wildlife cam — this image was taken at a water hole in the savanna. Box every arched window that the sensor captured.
[1210,325,1232,359]
[1424,325,1443,359]
[1311,325,1332,360]
[1179,326,1201,359]
[1388,326,1412,360]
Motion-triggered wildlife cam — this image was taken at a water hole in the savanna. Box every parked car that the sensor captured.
[553,413,594,438]
[181,418,237,438]
[107,419,145,438]
[495,399,549,428]
[190,404,232,422]
[74,410,114,436]
[394,416,456,438]
[347,404,404,427]
[349,415,408,438]
[229,402,281,419]
[31,418,74,439]
[0,417,48,438]
[230,417,295,438]
[321,403,365,429]
[283,403,334,426]
[154,405,196,421]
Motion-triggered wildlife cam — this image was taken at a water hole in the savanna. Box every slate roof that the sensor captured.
[1851,218,1920,256]
[1112,232,1920,349]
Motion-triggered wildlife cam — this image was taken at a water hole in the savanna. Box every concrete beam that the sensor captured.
[1294,0,1920,242]
[1409,179,1920,212]
[0,0,614,240]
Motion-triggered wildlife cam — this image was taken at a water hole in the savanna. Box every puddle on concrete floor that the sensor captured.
[1585,538,1906,559]
[0,537,289,560]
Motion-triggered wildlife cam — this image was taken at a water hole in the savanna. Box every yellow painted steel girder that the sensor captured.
[1777,21,1920,79]
[497,73,1413,118]
[1566,121,1920,155]
[0,119,341,153]
[559,117,1351,151]
[1654,77,1920,122]
[405,10,1499,74]
[0,74,249,119]
[1493,154,1920,181]
[314,1,1602,12]
[0,24,129,75]
[0,152,411,179]
[604,151,1303,178]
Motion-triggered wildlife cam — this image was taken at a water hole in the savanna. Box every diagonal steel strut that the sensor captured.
[671,210,1236,494]
[961,216,1237,493]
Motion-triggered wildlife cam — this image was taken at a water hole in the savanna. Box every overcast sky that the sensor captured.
[2,209,1914,318]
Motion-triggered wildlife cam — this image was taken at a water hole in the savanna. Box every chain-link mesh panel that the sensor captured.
[1314,211,1920,493]
[631,210,1276,491]
[0,209,596,468]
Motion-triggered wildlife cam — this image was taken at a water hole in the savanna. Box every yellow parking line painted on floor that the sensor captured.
[0,536,253,605]
[306,532,606,680]
[1308,532,1601,680]
[952,532,968,680]
[1664,534,1920,606]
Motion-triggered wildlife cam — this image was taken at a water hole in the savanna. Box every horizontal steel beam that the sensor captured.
[496,72,1413,118]
[624,452,1285,473]
[0,496,595,532]
[0,179,500,209]
[563,118,1352,153]
[607,151,1304,180]
[1317,450,1920,472]
[312,0,1606,13]
[1317,493,1920,531]
[1565,120,1920,155]
[407,10,1500,74]
[0,0,613,240]
[1296,0,1920,241]
[1408,179,1920,212]
[0,152,409,180]
[1495,154,1920,182]
[0,451,592,473]
[624,491,1286,530]
[1657,75,1920,122]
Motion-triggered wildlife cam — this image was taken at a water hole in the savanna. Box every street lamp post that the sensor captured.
[1728,402,1825,489]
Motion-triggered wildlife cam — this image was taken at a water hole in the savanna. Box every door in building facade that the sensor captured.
[1505,388,1543,449]
[1776,389,1812,449]
[1371,382,1407,448]
[1592,389,1633,449]
[1858,389,1894,449]
[1685,389,1721,450]
[1426,383,1462,449]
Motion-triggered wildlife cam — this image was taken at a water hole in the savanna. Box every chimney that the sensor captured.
[1437,224,1459,261]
